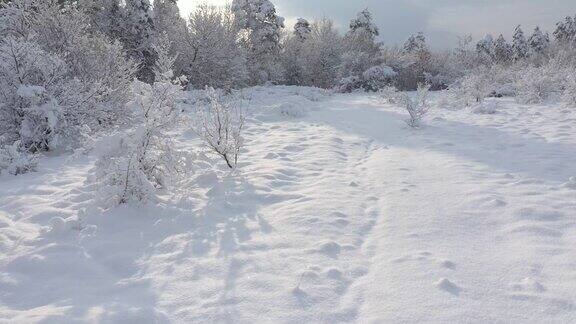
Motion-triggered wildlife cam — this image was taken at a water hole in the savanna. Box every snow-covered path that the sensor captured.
[1,87,575,323]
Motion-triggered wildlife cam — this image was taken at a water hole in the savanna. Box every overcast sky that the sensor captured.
[178,0,576,48]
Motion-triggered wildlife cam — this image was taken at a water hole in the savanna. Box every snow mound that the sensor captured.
[472,100,499,114]
[276,102,308,118]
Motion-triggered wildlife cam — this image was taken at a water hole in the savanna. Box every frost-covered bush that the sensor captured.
[0,141,38,176]
[362,65,397,91]
[515,63,564,104]
[0,37,70,151]
[0,0,136,154]
[94,41,186,205]
[403,84,431,128]
[562,72,576,106]
[458,71,492,105]
[337,64,396,93]
[193,88,245,169]
[379,86,401,104]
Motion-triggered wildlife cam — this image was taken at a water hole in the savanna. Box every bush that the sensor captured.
[515,63,564,104]
[192,88,245,169]
[0,141,38,176]
[0,0,136,153]
[403,84,431,128]
[562,72,576,106]
[94,40,186,205]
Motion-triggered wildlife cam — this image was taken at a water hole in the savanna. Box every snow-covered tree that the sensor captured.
[349,8,379,36]
[232,0,285,84]
[185,5,248,89]
[123,0,157,83]
[528,26,550,56]
[494,34,512,64]
[512,25,528,61]
[339,9,383,91]
[293,17,311,41]
[399,32,431,89]
[554,15,576,45]
[152,0,187,76]
[299,18,343,88]
[476,34,495,63]
[95,36,185,205]
[281,18,311,85]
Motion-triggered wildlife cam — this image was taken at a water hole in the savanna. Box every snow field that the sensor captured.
[0,87,575,323]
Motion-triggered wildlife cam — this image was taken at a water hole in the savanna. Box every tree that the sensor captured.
[152,0,187,77]
[553,15,576,45]
[77,0,123,40]
[281,18,311,85]
[123,0,157,83]
[493,34,512,64]
[528,26,550,56]
[512,25,528,61]
[338,9,383,90]
[476,34,495,63]
[231,0,285,84]
[293,17,311,41]
[299,18,343,88]
[184,5,248,89]
[349,8,379,36]
[399,32,431,89]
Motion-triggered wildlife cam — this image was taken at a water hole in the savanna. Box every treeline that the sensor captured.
[1,0,576,163]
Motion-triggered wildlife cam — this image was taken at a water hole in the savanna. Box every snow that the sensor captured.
[1,87,576,322]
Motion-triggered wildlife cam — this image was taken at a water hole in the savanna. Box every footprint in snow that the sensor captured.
[436,278,461,296]
[312,241,341,258]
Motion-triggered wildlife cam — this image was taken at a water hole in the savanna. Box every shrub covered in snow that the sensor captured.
[515,63,565,104]
[403,84,431,128]
[562,72,576,106]
[192,88,245,169]
[0,141,38,176]
[379,86,401,104]
[0,0,135,154]
[94,42,186,205]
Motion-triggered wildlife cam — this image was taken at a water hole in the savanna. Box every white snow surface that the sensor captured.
[1,86,575,323]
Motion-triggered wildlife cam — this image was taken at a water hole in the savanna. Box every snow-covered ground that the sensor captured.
[1,87,575,323]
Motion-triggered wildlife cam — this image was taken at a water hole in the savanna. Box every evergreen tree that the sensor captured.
[400,32,431,89]
[528,26,550,55]
[339,9,382,90]
[281,18,311,85]
[476,34,495,63]
[123,0,157,83]
[512,25,528,61]
[349,8,379,36]
[553,15,576,44]
[152,0,187,77]
[293,18,311,41]
[494,34,512,63]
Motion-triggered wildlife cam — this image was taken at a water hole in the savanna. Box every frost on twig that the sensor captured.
[403,84,431,128]
[193,88,245,169]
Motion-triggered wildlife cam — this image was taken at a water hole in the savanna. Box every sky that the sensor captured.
[178,0,576,49]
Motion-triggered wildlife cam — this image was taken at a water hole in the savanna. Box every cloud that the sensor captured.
[178,0,576,48]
